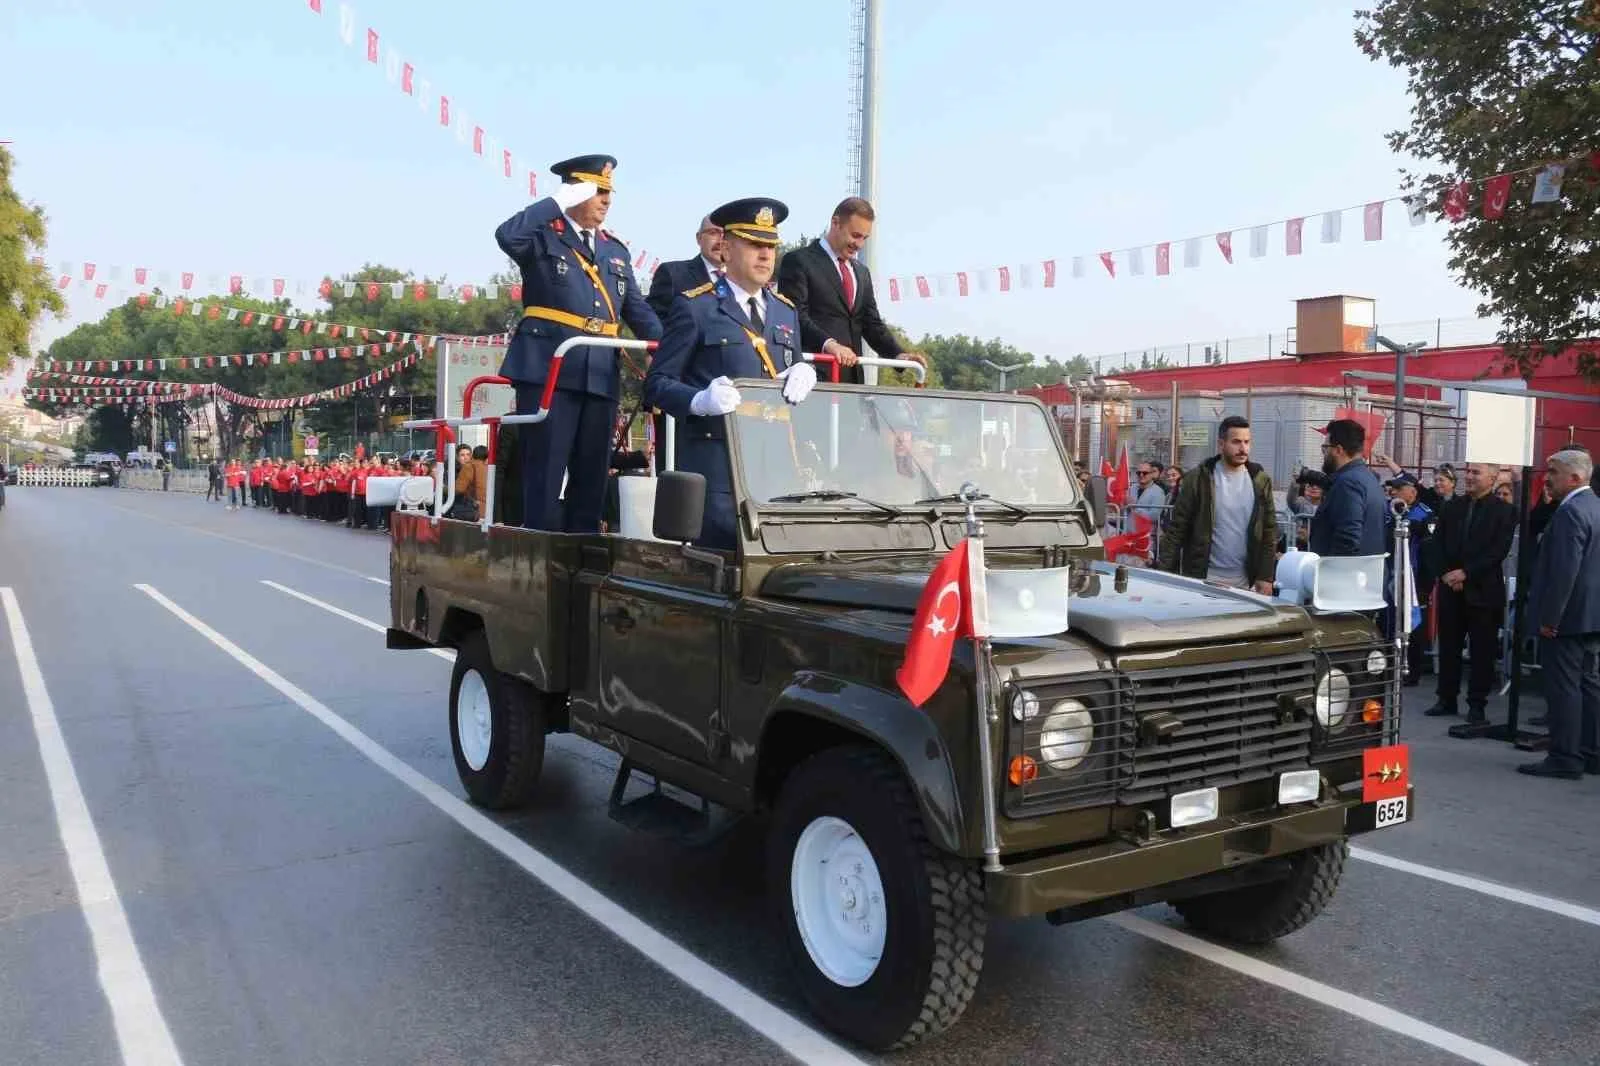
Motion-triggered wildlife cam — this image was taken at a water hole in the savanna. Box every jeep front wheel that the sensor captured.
[1173,841,1347,944]
[767,746,986,1051]
[449,631,545,809]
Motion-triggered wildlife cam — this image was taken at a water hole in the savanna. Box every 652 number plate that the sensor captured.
[1373,796,1408,828]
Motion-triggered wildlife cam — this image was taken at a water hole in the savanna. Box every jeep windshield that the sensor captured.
[729,383,1079,511]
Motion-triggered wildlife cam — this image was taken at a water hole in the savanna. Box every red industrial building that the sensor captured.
[1021,296,1600,466]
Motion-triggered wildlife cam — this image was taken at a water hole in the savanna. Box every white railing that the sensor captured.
[15,468,101,487]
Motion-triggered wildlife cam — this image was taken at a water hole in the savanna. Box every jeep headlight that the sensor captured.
[1315,669,1351,728]
[1039,701,1094,770]
[1366,650,1387,676]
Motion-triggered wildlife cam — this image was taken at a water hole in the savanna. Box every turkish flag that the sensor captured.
[1215,231,1234,264]
[1098,252,1115,278]
[1483,174,1512,219]
[1109,446,1130,506]
[1443,182,1470,221]
[1104,514,1155,560]
[896,540,972,707]
[1155,243,1171,276]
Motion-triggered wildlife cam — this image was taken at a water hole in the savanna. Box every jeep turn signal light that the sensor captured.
[1008,755,1038,786]
[1362,699,1383,724]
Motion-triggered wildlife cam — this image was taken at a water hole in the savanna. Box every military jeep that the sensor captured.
[386,369,1413,1051]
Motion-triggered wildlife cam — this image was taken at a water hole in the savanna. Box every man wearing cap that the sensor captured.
[644,198,816,550]
[495,154,662,531]
[1385,471,1436,684]
[646,216,725,321]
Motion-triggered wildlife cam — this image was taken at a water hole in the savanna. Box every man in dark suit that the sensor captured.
[1308,418,1386,557]
[1423,461,1518,724]
[775,196,922,384]
[645,215,724,321]
[1520,449,1599,778]
[494,153,662,532]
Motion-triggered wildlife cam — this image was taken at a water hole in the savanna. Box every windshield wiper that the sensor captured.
[913,491,1034,518]
[768,489,904,517]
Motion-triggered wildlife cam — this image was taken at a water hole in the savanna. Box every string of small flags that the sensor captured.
[882,153,1596,302]
[36,334,440,376]
[24,352,422,410]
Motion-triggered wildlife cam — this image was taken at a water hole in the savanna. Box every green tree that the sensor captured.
[1,146,66,374]
[1356,1,1600,381]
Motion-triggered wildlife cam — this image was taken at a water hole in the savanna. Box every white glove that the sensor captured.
[552,180,600,211]
[689,376,741,417]
[778,361,817,405]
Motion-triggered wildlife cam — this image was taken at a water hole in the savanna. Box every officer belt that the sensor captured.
[522,306,620,336]
[734,400,790,422]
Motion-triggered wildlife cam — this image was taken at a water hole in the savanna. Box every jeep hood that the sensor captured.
[759,560,1309,649]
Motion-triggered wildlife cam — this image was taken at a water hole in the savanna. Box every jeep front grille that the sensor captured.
[1311,641,1397,760]
[1120,654,1315,804]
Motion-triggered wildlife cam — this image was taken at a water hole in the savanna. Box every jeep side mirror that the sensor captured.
[1087,475,1108,529]
[653,470,707,543]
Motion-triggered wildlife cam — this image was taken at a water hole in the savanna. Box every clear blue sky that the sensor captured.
[3,0,1485,393]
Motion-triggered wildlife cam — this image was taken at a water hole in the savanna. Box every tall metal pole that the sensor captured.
[858,0,882,386]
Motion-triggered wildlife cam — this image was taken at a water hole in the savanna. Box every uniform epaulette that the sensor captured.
[602,229,628,246]
[770,289,795,309]
[682,282,716,298]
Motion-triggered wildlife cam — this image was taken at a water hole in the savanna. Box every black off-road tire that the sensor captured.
[766,746,986,1051]
[1172,841,1347,944]
[448,631,545,810]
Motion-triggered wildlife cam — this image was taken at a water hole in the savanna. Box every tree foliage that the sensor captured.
[1356,1,1600,380]
[1,146,66,374]
[28,263,521,459]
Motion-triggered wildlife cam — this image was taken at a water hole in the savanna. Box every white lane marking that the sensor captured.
[365,576,390,586]
[259,581,452,663]
[1109,914,1528,1066]
[1,588,186,1066]
[134,584,865,1066]
[1351,847,1600,929]
[100,499,387,584]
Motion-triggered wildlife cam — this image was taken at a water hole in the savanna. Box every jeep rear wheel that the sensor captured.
[767,746,985,1051]
[449,631,544,810]
[1173,841,1347,944]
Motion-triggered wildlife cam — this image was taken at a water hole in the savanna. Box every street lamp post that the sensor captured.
[982,359,1027,392]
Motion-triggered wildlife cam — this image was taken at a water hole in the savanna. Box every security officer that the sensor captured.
[644,197,817,550]
[495,154,661,531]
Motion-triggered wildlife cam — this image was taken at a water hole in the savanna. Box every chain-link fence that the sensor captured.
[1088,315,1501,375]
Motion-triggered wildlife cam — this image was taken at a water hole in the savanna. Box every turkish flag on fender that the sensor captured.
[896,539,974,707]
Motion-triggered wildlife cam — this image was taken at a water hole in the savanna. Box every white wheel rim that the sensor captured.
[457,669,492,772]
[790,815,887,988]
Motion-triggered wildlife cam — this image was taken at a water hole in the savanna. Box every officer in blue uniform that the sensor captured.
[644,197,817,550]
[495,154,661,531]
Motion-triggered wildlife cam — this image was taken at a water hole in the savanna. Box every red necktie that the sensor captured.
[838,256,855,308]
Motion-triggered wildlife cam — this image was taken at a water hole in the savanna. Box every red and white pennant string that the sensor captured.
[36,336,435,376]
[883,155,1592,303]
[25,352,421,410]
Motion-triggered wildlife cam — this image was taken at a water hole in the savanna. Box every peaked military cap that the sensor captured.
[710,197,788,247]
[551,154,617,191]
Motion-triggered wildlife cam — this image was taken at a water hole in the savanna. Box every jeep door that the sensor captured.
[595,541,730,767]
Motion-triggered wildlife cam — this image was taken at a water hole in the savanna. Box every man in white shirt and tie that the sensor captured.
[776,197,924,385]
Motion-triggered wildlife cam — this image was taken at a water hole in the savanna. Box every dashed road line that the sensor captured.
[1350,846,1600,928]
[1110,914,1527,1066]
[260,581,451,662]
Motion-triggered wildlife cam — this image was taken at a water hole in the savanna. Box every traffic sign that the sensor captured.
[164,440,176,453]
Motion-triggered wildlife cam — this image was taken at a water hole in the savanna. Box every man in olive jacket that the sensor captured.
[1156,416,1279,593]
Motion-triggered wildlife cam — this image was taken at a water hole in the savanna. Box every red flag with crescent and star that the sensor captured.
[896,539,973,707]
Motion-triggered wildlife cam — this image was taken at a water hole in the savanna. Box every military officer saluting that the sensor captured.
[495,154,662,531]
[644,197,817,549]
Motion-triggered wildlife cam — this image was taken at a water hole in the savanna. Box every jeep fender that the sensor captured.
[760,673,966,855]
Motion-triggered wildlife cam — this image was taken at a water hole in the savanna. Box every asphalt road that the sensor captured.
[2,484,1597,1066]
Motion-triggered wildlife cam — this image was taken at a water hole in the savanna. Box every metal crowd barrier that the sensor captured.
[119,468,213,494]
[15,468,101,487]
